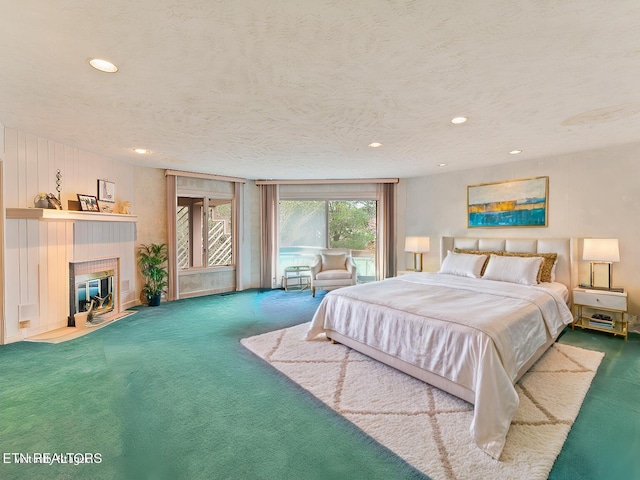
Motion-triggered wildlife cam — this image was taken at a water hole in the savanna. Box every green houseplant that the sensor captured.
[137,243,168,306]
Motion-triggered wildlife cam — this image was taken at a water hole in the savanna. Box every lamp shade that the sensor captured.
[405,236,430,253]
[583,238,620,262]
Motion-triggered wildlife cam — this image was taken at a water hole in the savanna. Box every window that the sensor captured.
[279,200,377,283]
[177,196,233,269]
[207,200,232,266]
[167,171,245,300]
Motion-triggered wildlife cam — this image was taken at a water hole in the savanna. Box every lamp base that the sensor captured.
[589,261,618,291]
[413,252,423,272]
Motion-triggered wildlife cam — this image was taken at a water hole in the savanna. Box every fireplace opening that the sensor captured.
[69,259,119,327]
[76,270,115,318]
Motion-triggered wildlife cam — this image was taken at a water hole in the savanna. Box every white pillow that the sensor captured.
[438,251,487,278]
[321,253,346,270]
[482,254,543,285]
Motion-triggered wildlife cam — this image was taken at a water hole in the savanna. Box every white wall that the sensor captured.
[133,166,168,304]
[3,129,136,212]
[401,142,640,322]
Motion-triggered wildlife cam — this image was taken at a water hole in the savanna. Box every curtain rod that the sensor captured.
[165,170,247,184]
[255,178,399,185]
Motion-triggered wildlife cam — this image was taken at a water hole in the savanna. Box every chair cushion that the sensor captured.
[321,253,346,271]
[316,269,352,280]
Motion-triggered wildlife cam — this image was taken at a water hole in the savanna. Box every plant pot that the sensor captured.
[148,294,162,307]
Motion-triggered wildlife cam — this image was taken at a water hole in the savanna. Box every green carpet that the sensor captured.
[0,289,638,480]
[551,325,640,480]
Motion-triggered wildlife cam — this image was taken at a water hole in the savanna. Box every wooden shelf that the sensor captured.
[6,208,137,223]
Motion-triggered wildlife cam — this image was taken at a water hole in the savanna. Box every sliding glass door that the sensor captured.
[278,200,377,284]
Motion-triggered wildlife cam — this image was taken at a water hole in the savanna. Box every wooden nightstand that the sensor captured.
[572,288,628,340]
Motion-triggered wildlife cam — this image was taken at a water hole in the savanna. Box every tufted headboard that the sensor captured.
[440,237,578,289]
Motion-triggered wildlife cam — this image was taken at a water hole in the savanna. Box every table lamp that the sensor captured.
[405,236,430,272]
[582,238,622,292]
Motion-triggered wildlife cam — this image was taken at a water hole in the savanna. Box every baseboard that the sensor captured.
[179,287,235,299]
[4,332,25,344]
[122,299,141,310]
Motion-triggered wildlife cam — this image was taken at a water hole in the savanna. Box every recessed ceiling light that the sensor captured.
[88,58,118,73]
[368,142,382,148]
[509,150,522,155]
[437,163,448,167]
[133,148,151,154]
[450,117,467,124]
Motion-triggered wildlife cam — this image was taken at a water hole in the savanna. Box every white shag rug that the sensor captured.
[241,323,604,480]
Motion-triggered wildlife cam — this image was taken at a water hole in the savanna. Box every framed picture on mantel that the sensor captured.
[77,194,100,212]
[97,179,115,203]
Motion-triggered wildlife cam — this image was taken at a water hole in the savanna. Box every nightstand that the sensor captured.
[572,288,628,340]
[396,270,414,276]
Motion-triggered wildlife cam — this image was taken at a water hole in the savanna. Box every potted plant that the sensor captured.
[137,243,168,306]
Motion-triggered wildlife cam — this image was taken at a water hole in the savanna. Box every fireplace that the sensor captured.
[68,258,119,327]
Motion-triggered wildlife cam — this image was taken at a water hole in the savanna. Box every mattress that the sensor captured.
[306,272,574,458]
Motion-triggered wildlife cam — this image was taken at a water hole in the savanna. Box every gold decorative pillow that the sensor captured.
[453,248,557,283]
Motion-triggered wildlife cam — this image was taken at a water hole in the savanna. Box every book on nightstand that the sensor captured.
[589,319,614,329]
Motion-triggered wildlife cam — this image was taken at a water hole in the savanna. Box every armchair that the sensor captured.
[310,249,357,297]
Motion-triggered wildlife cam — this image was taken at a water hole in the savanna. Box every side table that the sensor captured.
[572,288,628,340]
[282,266,311,292]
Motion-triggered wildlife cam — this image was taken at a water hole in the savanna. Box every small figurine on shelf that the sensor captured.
[119,201,131,215]
[46,193,62,209]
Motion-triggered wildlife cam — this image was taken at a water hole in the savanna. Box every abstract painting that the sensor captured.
[467,176,548,228]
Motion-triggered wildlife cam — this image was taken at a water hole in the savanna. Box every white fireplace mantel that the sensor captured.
[7,208,137,223]
[4,207,139,343]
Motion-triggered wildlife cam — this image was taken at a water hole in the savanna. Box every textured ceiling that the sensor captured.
[1,1,640,180]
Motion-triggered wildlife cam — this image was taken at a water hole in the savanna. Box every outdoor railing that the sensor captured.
[278,246,376,285]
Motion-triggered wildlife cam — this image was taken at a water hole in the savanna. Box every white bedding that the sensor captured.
[539,280,569,302]
[305,272,574,459]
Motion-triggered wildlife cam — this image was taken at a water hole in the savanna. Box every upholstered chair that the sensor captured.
[310,249,357,297]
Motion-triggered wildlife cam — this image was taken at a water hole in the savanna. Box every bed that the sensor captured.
[305,236,577,459]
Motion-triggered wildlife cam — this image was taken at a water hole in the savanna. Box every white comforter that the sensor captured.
[305,273,574,459]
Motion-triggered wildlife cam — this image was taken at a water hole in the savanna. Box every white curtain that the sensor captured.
[260,184,279,288]
[377,182,396,279]
[166,173,178,300]
[234,182,244,291]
